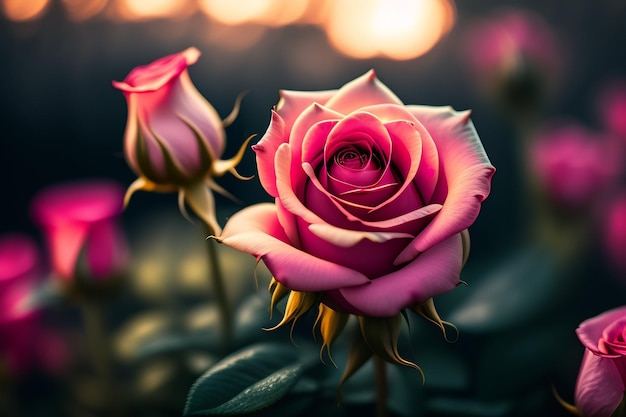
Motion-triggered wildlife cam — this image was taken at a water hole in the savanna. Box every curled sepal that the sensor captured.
[412,298,459,343]
[181,180,221,236]
[314,304,349,366]
[124,177,176,208]
[337,332,373,402]
[222,90,248,128]
[211,134,256,180]
[268,277,290,319]
[552,385,583,417]
[460,229,471,267]
[265,290,321,333]
[359,315,423,377]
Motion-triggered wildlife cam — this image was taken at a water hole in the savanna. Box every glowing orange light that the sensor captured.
[324,0,456,60]
[62,0,107,21]
[199,0,308,27]
[199,0,273,25]
[112,0,195,20]
[2,0,49,21]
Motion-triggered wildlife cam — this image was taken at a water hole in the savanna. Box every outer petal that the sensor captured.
[252,111,286,197]
[276,89,338,134]
[218,203,370,291]
[338,233,463,317]
[325,70,403,114]
[575,349,625,417]
[577,306,626,355]
[396,106,495,264]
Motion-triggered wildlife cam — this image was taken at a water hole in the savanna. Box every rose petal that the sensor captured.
[338,232,463,317]
[308,223,413,247]
[575,349,625,417]
[325,70,403,114]
[276,89,338,134]
[218,203,370,291]
[395,106,495,264]
[46,224,89,280]
[577,306,626,355]
[86,221,126,280]
[252,111,286,197]
[360,103,440,203]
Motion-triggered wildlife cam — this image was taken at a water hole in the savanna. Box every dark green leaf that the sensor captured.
[183,343,306,416]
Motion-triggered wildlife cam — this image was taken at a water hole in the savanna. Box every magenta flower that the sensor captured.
[531,122,618,209]
[113,47,251,234]
[572,306,626,417]
[219,71,494,376]
[596,79,626,140]
[0,234,41,374]
[464,8,562,110]
[30,180,128,285]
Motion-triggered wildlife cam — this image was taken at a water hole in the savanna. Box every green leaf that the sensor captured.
[183,343,306,416]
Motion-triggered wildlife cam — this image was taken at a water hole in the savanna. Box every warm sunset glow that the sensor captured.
[62,0,107,21]
[199,0,309,27]
[113,0,195,20]
[324,0,456,60]
[2,0,49,21]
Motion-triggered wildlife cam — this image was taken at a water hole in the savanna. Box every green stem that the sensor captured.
[375,356,389,417]
[205,236,233,353]
[80,300,123,416]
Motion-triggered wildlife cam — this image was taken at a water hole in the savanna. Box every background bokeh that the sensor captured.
[1,0,626,416]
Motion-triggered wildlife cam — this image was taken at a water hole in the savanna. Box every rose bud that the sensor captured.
[218,70,494,381]
[556,306,626,417]
[30,180,128,296]
[530,122,618,210]
[113,47,252,235]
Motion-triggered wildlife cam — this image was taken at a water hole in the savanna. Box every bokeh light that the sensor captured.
[199,0,309,27]
[61,0,108,22]
[324,0,455,60]
[2,0,49,21]
[111,0,195,21]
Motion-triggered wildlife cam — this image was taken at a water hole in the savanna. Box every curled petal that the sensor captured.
[396,106,495,264]
[308,223,413,247]
[325,70,403,114]
[218,203,370,291]
[575,349,625,417]
[577,306,626,355]
[253,111,286,197]
[276,89,338,133]
[339,233,463,317]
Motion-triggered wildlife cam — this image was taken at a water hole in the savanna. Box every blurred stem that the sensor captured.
[80,300,123,416]
[205,234,233,353]
[375,356,389,417]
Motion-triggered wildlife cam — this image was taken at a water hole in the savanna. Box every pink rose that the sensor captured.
[113,47,251,234]
[574,306,626,417]
[220,71,495,317]
[531,122,618,208]
[113,47,224,187]
[31,180,128,284]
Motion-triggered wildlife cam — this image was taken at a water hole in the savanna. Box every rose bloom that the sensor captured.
[31,180,128,287]
[220,70,495,319]
[531,122,618,209]
[572,306,626,417]
[113,47,251,234]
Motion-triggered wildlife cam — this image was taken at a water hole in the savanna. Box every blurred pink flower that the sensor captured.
[30,180,128,284]
[604,194,626,274]
[530,122,618,208]
[573,306,626,417]
[596,79,626,140]
[0,234,45,375]
[464,8,562,110]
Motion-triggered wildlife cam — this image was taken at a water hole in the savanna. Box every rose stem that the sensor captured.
[204,232,233,353]
[80,300,124,416]
[375,356,389,417]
